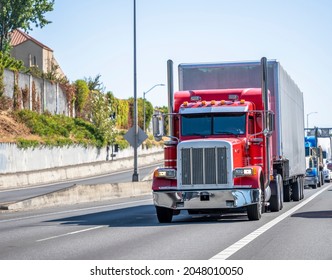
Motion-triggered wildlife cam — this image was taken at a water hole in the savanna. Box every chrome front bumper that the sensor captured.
[153,189,260,210]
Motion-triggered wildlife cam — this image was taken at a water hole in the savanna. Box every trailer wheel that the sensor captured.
[291,177,301,201]
[156,206,173,223]
[300,177,304,199]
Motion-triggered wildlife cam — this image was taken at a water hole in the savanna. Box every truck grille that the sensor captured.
[181,147,228,185]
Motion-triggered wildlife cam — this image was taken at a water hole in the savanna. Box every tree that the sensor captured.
[74,79,90,116]
[0,0,54,53]
[84,74,104,92]
[91,91,116,146]
[144,99,153,131]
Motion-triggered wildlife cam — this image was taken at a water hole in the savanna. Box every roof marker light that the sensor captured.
[221,100,226,105]
[201,100,207,106]
[228,94,238,101]
[183,101,188,106]
[211,100,216,105]
[190,95,201,102]
[240,99,245,104]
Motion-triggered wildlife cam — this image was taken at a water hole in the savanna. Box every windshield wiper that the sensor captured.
[190,133,209,136]
[214,130,243,135]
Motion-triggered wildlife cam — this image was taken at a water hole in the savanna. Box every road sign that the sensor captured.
[305,128,332,138]
[124,126,148,148]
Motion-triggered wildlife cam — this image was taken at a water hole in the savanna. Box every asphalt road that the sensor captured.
[1,183,331,260]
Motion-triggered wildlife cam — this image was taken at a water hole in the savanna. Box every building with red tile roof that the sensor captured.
[10,29,64,78]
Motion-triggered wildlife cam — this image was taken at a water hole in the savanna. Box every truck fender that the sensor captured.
[152,170,177,191]
[234,165,264,189]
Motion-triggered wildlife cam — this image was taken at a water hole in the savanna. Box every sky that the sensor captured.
[29,0,332,128]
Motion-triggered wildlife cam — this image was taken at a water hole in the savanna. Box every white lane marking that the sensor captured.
[0,198,152,224]
[210,185,330,260]
[36,226,105,242]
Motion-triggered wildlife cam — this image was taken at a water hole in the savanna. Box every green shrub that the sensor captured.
[17,138,39,149]
[14,110,108,148]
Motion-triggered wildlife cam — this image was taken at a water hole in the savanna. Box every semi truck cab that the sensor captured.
[152,89,274,222]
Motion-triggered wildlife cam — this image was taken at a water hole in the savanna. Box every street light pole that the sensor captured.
[306,111,318,129]
[143,83,165,132]
[132,0,138,182]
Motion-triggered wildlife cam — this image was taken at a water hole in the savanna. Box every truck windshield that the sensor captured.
[181,113,246,136]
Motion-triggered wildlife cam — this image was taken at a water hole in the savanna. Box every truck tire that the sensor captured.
[247,203,261,220]
[291,177,301,201]
[283,184,291,202]
[156,206,173,223]
[300,177,304,199]
[320,172,324,186]
[247,178,264,220]
[269,174,283,212]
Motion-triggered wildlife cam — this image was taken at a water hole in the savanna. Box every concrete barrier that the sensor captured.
[0,151,163,190]
[2,180,153,211]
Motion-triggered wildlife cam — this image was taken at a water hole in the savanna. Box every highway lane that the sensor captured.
[0,183,331,260]
[0,162,160,204]
[226,183,332,260]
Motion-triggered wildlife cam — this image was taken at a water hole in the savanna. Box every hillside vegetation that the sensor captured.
[0,109,163,150]
[0,110,128,149]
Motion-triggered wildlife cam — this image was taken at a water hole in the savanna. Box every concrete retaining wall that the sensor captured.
[0,143,162,174]
[3,69,69,115]
[0,150,163,190]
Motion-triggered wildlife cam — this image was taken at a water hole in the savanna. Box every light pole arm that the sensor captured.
[143,83,165,132]
[144,83,165,99]
[306,111,317,129]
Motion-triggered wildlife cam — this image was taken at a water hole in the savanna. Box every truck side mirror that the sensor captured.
[152,114,164,141]
[268,112,275,132]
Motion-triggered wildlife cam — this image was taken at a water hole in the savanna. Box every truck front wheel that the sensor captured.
[247,202,262,220]
[156,206,173,223]
[247,177,264,220]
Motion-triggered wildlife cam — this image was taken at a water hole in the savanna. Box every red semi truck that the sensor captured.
[152,58,306,222]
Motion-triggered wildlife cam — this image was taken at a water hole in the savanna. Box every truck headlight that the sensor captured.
[233,167,256,177]
[154,168,177,179]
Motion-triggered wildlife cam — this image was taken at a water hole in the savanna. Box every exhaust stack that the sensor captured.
[167,59,174,137]
[261,57,270,188]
